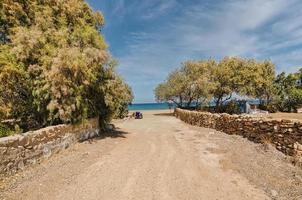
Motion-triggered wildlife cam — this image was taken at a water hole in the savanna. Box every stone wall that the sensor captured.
[0,118,99,175]
[175,108,302,159]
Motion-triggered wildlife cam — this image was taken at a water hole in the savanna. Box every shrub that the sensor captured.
[215,101,241,114]
[0,123,13,138]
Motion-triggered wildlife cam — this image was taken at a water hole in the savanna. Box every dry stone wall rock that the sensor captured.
[175,108,302,163]
[0,118,99,175]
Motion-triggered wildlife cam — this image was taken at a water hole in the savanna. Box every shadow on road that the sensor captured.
[80,128,129,144]
[153,113,174,117]
[98,128,129,139]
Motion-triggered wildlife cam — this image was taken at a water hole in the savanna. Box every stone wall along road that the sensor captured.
[175,108,302,165]
[0,118,99,175]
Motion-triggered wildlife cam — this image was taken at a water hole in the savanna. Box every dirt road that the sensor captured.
[1,110,302,200]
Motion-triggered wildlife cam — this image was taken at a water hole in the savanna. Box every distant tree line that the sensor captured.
[155,57,302,113]
[0,0,133,137]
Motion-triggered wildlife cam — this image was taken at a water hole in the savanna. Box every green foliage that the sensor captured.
[286,88,302,111]
[83,59,133,131]
[252,60,275,104]
[272,71,302,112]
[0,123,13,137]
[0,0,132,135]
[155,57,275,111]
[155,59,215,108]
[211,57,275,110]
[156,56,302,114]
[218,100,241,115]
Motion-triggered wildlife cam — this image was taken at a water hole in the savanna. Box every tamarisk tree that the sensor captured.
[155,57,275,111]
[0,0,132,135]
[155,59,215,108]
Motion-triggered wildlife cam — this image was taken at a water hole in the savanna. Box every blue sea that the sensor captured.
[128,103,174,111]
[128,99,261,111]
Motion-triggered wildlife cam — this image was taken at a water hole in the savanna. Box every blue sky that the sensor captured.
[87,0,302,103]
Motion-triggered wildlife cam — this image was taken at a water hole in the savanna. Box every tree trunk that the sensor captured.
[215,96,222,112]
[179,95,183,108]
[187,97,192,108]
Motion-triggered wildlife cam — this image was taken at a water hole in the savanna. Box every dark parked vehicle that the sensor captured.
[134,112,143,119]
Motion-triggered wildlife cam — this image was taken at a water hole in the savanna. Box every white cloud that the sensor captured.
[111,0,302,102]
[112,0,125,15]
[174,0,290,57]
[141,0,179,19]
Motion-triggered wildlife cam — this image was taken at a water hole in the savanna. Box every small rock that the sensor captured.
[106,124,115,131]
[82,152,89,156]
[18,136,28,146]
[43,146,52,158]
[0,147,7,154]
[18,160,25,170]
[271,189,278,197]
[294,142,302,151]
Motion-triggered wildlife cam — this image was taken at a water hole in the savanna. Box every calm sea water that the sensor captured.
[128,99,261,111]
[128,103,174,111]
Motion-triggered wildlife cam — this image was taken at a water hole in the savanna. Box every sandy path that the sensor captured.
[1,110,302,200]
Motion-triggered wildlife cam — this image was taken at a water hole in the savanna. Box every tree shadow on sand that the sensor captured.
[81,128,129,144]
[98,128,129,139]
[153,113,174,117]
